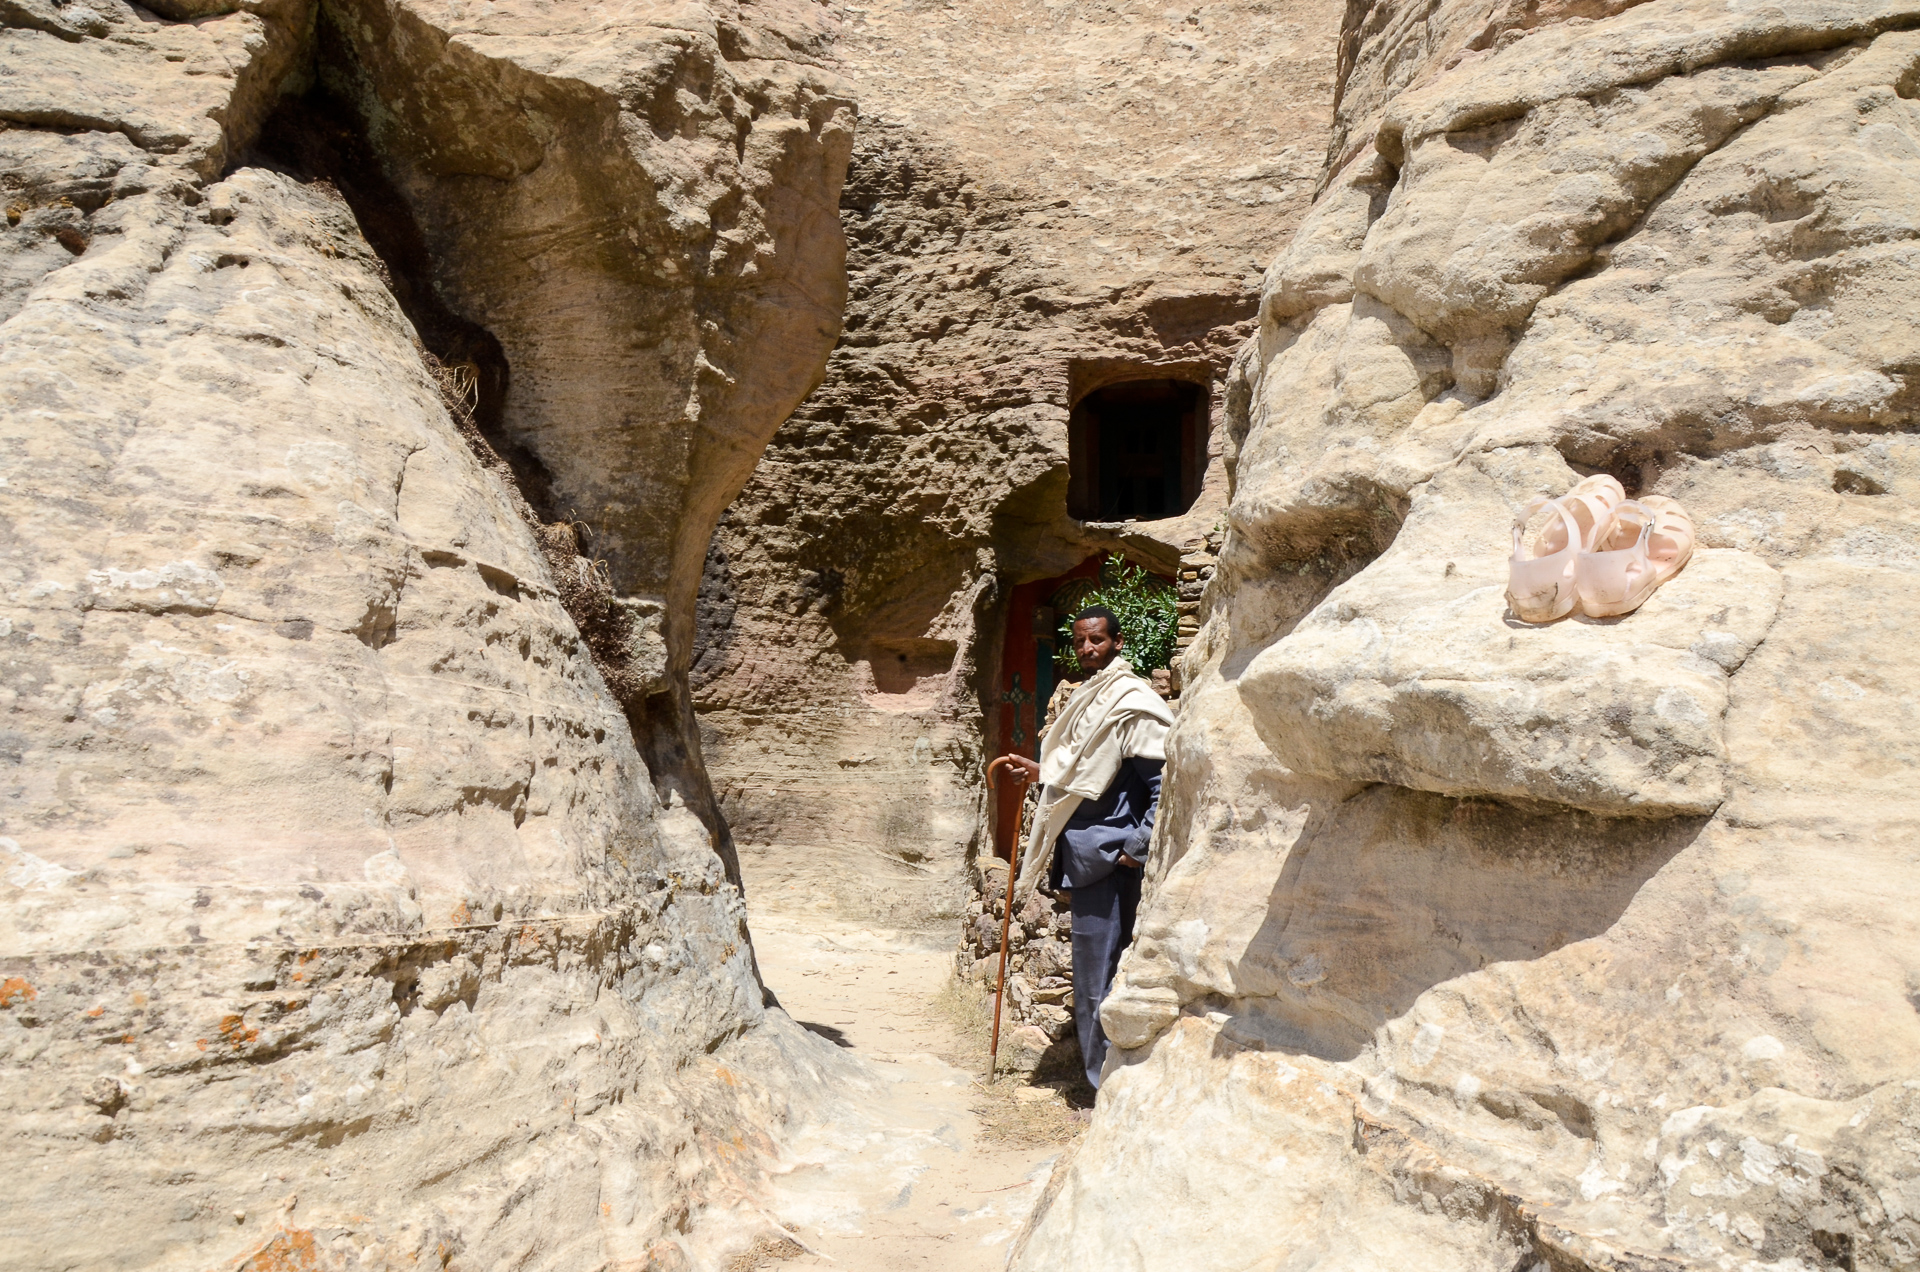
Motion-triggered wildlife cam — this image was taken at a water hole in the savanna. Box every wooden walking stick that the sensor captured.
[983,755,1028,1085]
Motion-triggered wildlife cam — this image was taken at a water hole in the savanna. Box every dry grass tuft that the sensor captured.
[537,519,646,704]
[931,974,994,1068]
[933,977,1091,1147]
[724,1236,805,1270]
[421,348,479,428]
[971,1076,1090,1148]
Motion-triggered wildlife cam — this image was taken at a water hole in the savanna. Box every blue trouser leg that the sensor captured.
[1068,865,1142,1089]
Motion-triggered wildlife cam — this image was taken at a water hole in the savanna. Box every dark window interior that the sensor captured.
[1067,378,1207,521]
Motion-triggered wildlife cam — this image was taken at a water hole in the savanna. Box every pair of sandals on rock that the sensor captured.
[1506,475,1695,623]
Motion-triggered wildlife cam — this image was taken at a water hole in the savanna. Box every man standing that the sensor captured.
[995,605,1174,1089]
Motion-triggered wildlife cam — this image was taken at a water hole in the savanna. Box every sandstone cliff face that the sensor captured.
[0,2,855,1267]
[317,0,854,875]
[1018,2,1920,1267]
[694,0,1343,926]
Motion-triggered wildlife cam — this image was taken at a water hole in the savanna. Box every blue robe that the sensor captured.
[1047,755,1163,1087]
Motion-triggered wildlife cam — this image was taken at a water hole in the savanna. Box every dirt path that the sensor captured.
[743,907,1082,1271]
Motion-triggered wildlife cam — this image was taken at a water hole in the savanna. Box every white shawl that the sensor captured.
[1013,658,1176,897]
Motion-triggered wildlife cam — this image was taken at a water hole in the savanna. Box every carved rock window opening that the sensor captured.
[1068,377,1208,521]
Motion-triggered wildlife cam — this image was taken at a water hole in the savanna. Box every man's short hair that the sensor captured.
[1073,604,1123,641]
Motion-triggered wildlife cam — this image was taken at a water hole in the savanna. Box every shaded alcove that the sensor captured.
[1216,784,1708,1063]
[986,554,1177,863]
[1068,378,1208,521]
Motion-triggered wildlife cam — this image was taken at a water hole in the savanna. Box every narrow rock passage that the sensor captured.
[748,907,1075,1270]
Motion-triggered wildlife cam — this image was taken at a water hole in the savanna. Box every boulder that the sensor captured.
[0,1,858,1268]
[1020,8,1920,1270]
[1241,458,1783,816]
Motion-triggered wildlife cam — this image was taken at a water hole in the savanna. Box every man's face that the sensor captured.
[1071,617,1123,673]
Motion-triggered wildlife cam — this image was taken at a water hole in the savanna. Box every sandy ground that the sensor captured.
[741,907,1080,1271]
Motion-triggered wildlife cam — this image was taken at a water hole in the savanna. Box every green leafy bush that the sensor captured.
[1056,555,1178,674]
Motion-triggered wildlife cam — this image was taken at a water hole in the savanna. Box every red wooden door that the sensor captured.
[990,558,1102,861]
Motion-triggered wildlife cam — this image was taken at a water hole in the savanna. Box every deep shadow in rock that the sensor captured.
[690,524,740,696]
[798,1021,854,1048]
[244,70,546,510]
[245,35,758,895]
[1032,1031,1086,1085]
[1228,784,1708,1062]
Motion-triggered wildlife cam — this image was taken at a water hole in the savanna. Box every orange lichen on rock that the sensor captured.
[234,1227,318,1271]
[0,977,36,1007]
[218,1015,259,1048]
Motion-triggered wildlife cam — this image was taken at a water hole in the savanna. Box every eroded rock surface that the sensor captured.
[0,2,857,1267]
[1019,3,1920,1268]
[694,0,1344,926]
[322,0,855,878]
[1242,467,1785,816]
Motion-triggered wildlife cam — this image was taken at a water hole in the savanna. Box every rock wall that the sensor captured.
[0,1,857,1267]
[314,0,854,880]
[961,861,1081,1075]
[693,0,1344,926]
[1017,1,1920,1267]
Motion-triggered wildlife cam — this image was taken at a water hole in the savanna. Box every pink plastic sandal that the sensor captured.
[1506,475,1626,623]
[1573,495,1694,618]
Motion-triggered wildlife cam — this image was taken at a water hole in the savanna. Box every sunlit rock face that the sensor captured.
[0,1,857,1267]
[1015,3,1920,1268]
